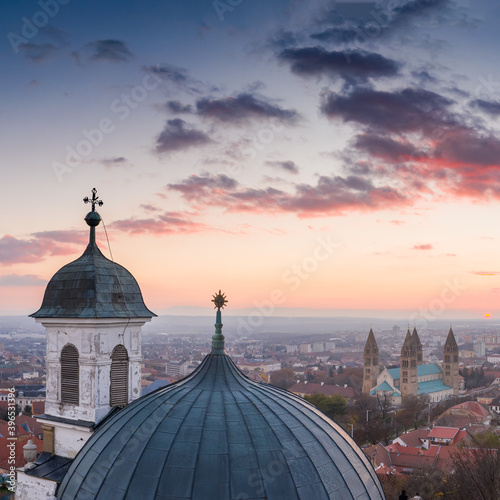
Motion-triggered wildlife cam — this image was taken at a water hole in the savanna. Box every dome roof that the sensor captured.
[57,302,384,499]
[31,241,155,319]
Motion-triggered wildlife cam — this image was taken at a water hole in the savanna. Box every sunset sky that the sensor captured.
[2,0,500,320]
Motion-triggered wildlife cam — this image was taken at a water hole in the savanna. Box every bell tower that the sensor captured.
[412,326,423,365]
[400,327,417,398]
[443,326,459,396]
[30,189,156,458]
[362,327,379,394]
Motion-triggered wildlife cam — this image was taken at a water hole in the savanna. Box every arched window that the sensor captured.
[61,344,79,405]
[110,345,129,407]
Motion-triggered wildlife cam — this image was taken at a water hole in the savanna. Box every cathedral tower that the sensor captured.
[362,327,379,394]
[443,326,459,396]
[400,327,417,398]
[412,326,423,365]
[30,189,156,458]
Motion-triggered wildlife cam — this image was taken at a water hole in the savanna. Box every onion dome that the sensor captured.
[57,291,384,499]
[31,189,155,319]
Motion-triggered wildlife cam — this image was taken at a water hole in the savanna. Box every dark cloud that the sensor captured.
[18,43,59,62]
[265,160,300,174]
[354,133,420,161]
[0,274,46,287]
[101,157,128,168]
[168,173,408,217]
[196,93,300,124]
[279,47,400,82]
[155,119,211,154]
[471,99,500,117]
[143,64,217,95]
[321,87,455,134]
[166,101,194,114]
[82,39,133,62]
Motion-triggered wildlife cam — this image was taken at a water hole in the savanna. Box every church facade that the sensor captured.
[363,326,459,404]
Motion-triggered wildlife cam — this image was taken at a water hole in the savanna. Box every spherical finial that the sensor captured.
[85,211,101,227]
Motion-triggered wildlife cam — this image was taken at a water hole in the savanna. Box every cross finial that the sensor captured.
[83,188,104,212]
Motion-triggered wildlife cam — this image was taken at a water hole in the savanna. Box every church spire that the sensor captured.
[362,327,379,394]
[211,290,227,354]
[83,188,103,244]
[412,325,423,365]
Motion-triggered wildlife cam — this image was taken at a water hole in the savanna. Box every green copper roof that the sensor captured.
[58,311,384,499]
[31,241,155,319]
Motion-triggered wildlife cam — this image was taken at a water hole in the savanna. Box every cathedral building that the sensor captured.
[363,326,459,404]
[15,190,385,500]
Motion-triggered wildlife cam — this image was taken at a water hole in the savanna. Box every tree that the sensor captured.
[401,394,429,430]
[376,392,394,419]
[448,431,500,500]
[24,405,32,417]
[270,368,297,390]
[304,393,347,421]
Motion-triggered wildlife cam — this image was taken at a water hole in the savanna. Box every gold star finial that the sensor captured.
[211,290,227,310]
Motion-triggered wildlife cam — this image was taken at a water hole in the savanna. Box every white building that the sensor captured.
[16,194,155,500]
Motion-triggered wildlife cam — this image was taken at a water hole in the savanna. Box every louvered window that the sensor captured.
[110,345,128,407]
[61,344,79,405]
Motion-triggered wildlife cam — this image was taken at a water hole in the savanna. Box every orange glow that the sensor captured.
[485,313,491,318]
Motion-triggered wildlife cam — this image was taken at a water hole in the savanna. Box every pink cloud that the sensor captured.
[412,244,433,250]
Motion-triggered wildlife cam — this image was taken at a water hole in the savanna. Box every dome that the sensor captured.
[31,241,155,319]
[57,296,384,499]
[31,191,155,319]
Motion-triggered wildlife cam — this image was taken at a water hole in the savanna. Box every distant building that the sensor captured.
[286,344,298,354]
[300,343,312,354]
[474,341,486,357]
[312,342,325,353]
[165,360,190,378]
[363,327,459,403]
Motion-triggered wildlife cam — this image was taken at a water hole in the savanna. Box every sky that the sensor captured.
[1,0,500,322]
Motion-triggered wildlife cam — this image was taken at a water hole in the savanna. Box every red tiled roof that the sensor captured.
[394,429,430,448]
[428,426,460,440]
[453,401,490,418]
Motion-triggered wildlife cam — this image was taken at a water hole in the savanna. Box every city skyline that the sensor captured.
[2,1,500,319]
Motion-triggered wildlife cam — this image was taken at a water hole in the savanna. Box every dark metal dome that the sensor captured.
[31,241,155,319]
[57,305,384,499]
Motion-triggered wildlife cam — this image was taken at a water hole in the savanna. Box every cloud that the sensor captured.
[100,157,128,168]
[265,160,300,174]
[279,47,401,83]
[196,93,300,124]
[470,99,500,117]
[165,101,194,114]
[412,244,433,250]
[0,232,85,265]
[321,87,455,134]
[389,220,405,225]
[110,211,208,235]
[0,274,46,287]
[76,39,133,63]
[155,119,212,154]
[18,43,59,62]
[354,133,420,162]
[143,64,217,95]
[167,172,408,217]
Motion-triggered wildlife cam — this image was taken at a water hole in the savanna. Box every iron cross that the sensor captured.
[83,188,104,212]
